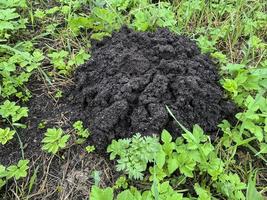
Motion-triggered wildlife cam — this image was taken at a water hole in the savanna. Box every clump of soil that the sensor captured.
[70,27,236,148]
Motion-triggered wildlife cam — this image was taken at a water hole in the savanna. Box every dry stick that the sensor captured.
[10,190,20,200]
[39,155,54,192]
[59,149,71,200]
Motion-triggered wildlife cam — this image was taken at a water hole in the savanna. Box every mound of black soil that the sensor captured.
[70,27,236,148]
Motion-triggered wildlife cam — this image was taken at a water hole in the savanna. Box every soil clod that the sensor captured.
[70,27,236,148]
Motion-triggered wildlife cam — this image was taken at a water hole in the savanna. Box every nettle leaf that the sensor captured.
[207,157,224,180]
[182,124,207,150]
[235,72,248,85]
[201,143,214,157]
[243,75,262,91]
[91,7,122,31]
[216,173,246,200]
[152,3,176,28]
[161,129,172,143]
[211,51,227,64]
[167,157,179,174]
[176,152,196,177]
[244,95,259,111]
[155,149,165,169]
[149,166,167,181]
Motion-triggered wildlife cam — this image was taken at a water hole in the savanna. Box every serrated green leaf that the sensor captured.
[90,186,113,200]
[161,129,172,143]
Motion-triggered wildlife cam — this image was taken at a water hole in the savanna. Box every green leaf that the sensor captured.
[194,183,212,200]
[161,129,172,143]
[90,186,113,200]
[167,158,179,174]
[0,165,6,178]
[0,100,28,122]
[246,172,264,200]
[0,8,19,20]
[242,120,263,142]
[132,10,150,31]
[155,149,165,169]
[6,160,29,180]
[196,35,216,53]
[176,153,196,177]
[41,128,69,154]
[0,127,15,145]
[222,63,245,73]
[85,145,95,153]
[223,79,238,96]
[258,143,267,154]
[201,143,214,157]
[117,190,136,200]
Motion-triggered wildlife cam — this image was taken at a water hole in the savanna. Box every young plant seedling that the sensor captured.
[0,159,29,189]
[0,127,15,145]
[42,128,70,154]
[73,120,90,144]
[85,145,95,153]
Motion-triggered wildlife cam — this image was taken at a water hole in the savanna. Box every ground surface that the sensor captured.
[0,27,237,164]
[0,1,266,198]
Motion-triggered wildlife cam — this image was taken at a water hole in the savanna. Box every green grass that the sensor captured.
[0,0,266,199]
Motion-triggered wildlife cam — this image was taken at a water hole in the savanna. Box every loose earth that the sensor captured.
[70,27,236,148]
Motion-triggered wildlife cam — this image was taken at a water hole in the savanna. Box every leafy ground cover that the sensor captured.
[0,0,266,199]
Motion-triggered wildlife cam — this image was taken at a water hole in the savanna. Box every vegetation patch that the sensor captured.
[0,0,266,199]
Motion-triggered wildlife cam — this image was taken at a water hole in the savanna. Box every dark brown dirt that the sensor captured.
[69,27,237,149]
